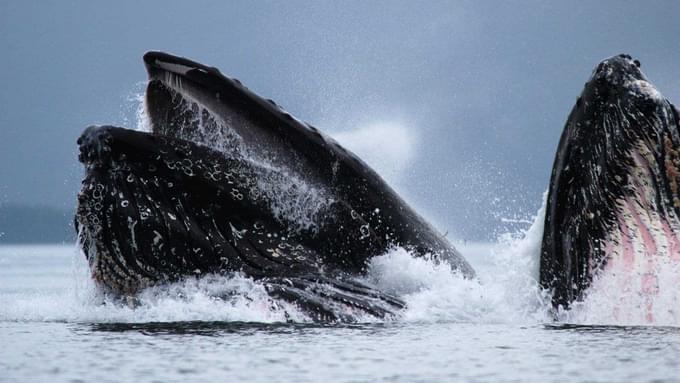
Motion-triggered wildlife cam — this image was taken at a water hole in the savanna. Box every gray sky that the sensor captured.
[1,1,679,240]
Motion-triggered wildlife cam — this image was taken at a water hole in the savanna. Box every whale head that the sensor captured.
[540,54,680,309]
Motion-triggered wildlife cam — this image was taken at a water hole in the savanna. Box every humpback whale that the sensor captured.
[75,52,474,321]
[540,54,680,310]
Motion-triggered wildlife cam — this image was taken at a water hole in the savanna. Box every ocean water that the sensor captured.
[3,222,680,382]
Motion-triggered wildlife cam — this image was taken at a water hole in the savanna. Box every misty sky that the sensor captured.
[1,1,679,240]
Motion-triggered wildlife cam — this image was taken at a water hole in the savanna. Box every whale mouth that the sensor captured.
[75,51,475,321]
[541,54,680,309]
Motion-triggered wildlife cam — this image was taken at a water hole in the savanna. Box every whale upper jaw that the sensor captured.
[141,51,476,278]
[540,54,680,310]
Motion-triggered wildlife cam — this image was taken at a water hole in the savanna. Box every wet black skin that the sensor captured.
[540,54,680,309]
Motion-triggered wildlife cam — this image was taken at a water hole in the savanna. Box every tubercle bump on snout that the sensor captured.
[575,54,663,112]
[589,54,646,90]
[77,125,115,168]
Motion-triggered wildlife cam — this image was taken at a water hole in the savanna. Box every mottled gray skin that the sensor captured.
[75,52,474,321]
[540,54,680,309]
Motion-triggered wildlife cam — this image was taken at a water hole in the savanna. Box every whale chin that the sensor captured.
[540,54,680,309]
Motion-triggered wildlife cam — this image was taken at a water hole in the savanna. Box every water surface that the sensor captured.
[2,245,680,382]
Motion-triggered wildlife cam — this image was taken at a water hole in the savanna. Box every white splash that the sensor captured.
[9,191,680,326]
[331,121,417,185]
[361,194,551,324]
[563,258,680,326]
[0,246,309,323]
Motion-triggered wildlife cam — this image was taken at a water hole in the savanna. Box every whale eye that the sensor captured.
[634,59,641,68]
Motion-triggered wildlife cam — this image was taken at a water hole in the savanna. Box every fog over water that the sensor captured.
[2,1,679,240]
